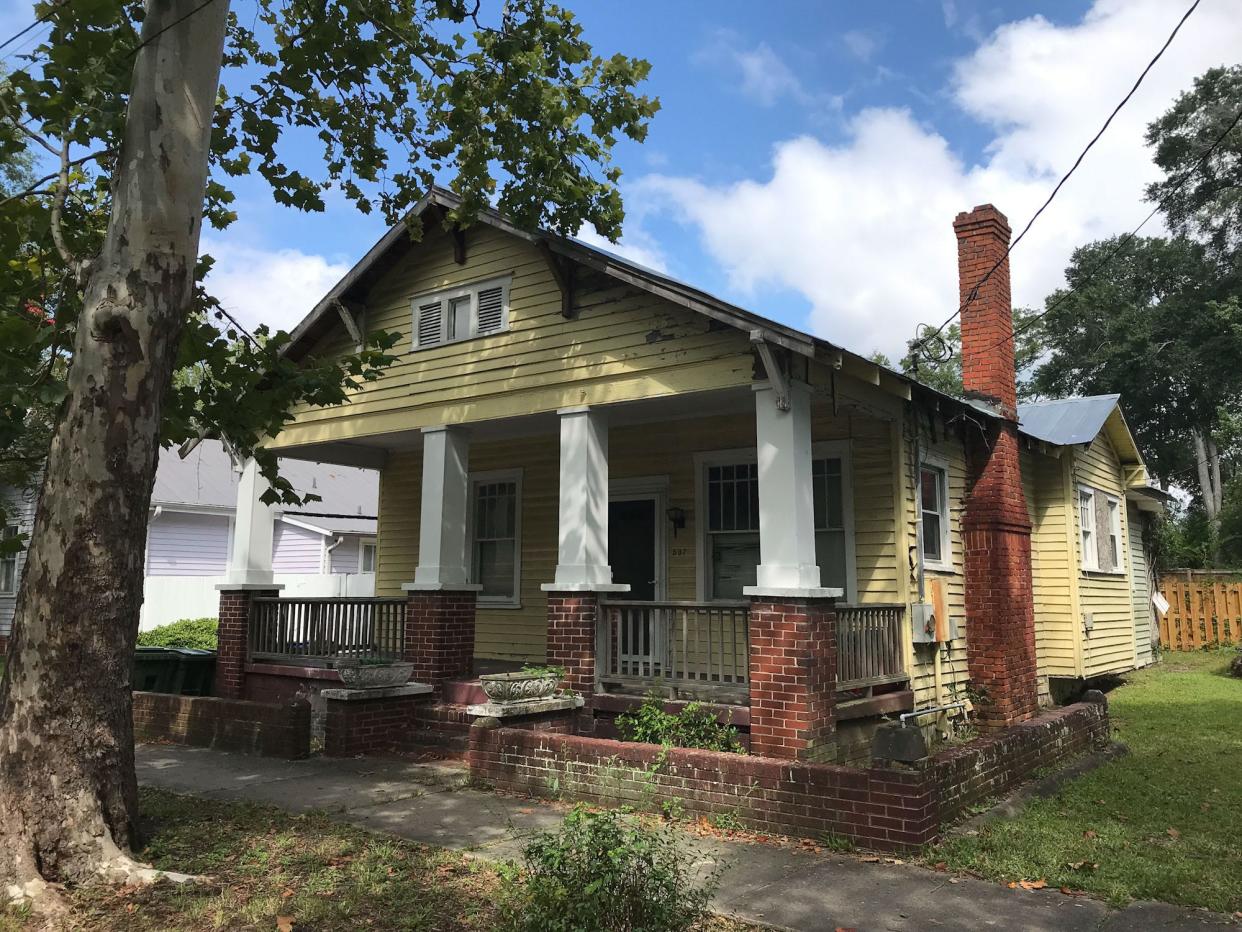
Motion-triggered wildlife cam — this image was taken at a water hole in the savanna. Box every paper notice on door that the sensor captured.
[1152,591,1169,616]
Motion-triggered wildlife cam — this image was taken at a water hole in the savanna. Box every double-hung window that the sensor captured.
[470,470,522,607]
[919,462,951,568]
[701,446,853,601]
[359,539,377,574]
[704,462,761,601]
[1079,486,1123,573]
[0,525,19,593]
[413,275,511,349]
[1079,487,1097,570]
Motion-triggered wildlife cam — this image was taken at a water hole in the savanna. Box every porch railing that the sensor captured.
[597,600,750,704]
[249,597,406,664]
[836,603,907,691]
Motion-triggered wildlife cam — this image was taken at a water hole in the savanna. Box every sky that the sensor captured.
[4,0,1241,360]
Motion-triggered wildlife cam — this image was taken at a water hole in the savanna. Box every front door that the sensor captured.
[608,498,657,600]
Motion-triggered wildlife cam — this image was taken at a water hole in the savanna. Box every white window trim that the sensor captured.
[693,442,856,603]
[918,455,954,573]
[1078,486,1097,571]
[410,274,512,351]
[1078,485,1125,575]
[358,537,378,575]
[468,467,523,609]
[0,524,19,594]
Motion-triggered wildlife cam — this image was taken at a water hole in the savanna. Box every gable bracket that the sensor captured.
[750,330,790,411]
[452,227,467,264]
[333,298,364,350]
[538,240,577,318]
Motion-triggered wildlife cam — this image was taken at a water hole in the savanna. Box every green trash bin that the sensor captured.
[168,648,217,696]
[133,646,176,693]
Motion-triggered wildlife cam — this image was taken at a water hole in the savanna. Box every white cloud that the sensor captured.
[201,238,350,335]
[645,0,1242,358]
[574,225,669,274]
[695,30,817,108]
[842,29,882,63]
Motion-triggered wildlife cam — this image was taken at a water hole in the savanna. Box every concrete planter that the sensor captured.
[334,660,413,690]
[479,671,559,703]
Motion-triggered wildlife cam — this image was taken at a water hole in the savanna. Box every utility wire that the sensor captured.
[912,0,1202,359]
[0,0,61,56]
[985,102,1242,355]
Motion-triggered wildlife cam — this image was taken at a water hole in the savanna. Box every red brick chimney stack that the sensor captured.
[954,205,1017,419]
[953,204,1039,728]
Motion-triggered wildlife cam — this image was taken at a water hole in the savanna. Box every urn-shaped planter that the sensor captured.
[334,659,414,690]
[478,670,560,703]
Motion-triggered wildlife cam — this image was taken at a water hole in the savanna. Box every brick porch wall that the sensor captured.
[133,691,310,759]
[468,700,1108,852]
[214,589,279,699]
[545,593,598,700]
[403,589,476,685]
[747,597,837,761]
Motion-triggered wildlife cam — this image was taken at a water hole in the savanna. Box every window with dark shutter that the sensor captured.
[476,285,505,334]
[416,300,443,347]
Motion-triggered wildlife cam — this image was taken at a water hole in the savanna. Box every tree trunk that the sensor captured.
[0,0,229,904]
[1192,429,1221,523]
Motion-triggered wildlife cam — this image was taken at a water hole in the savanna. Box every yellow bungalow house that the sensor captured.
[211,191,1161,762]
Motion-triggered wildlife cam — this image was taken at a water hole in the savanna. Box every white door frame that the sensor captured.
[609,476,669,601]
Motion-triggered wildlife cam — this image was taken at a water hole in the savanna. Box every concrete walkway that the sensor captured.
[136,745,1234,932]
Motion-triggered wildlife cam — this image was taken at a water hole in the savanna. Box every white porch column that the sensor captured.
[407,425,477,590]
[744,381,840,598]
[542,406,628,592]
[222,457,277,587]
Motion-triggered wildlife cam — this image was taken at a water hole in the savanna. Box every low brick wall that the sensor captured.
[133,691,310,760]
[468,701,1108,852]
[325,690,429,758]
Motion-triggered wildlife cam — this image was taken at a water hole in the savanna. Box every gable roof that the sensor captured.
[1018,395,1121,446]
[1018,394,1144,467]
[153,440,378,533]
[280,186,1150,466]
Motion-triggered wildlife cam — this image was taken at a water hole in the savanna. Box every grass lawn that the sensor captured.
[935,648,1242,913]
[0,789,747,931]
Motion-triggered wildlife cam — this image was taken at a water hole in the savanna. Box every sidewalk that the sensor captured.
[136,744,1234,932]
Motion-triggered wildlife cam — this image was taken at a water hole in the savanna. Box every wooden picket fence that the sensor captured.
[1158,572,1242,650]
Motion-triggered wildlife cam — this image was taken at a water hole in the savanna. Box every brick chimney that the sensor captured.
[953,204,1039,727]
[955,205,1017,419]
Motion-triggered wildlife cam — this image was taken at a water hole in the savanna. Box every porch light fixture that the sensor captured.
[666,506,687,537]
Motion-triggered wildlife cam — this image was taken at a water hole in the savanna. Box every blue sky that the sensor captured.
[4,0,1239,358]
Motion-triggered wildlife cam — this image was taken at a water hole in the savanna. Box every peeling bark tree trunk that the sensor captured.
[0,0,229,902]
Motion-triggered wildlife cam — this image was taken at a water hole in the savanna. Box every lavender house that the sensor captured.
[0,441,378,643]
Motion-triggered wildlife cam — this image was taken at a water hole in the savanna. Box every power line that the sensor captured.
[912,0,1202,359]
[0,0,61,56]
[989,102,1242,355]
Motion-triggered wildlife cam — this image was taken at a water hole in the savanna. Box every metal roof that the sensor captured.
[1017,395,1121,446]
[153,440,377,532]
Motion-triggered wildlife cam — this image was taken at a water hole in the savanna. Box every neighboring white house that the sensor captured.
[0,484,38,644]
[0,441,379,640]
[141,441,379,629]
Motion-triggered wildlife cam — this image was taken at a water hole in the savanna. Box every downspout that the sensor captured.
[325,535,344,573]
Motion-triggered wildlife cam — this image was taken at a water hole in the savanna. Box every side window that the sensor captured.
[1079,487,1097,571]
[0,525,18,593]
[360,540,377,574]
[813,458,849,593]
[919,464,950,567]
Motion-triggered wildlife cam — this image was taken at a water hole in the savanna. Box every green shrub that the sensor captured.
[136,617,218,650]
[615,694,744,753]
[502,806,718,932]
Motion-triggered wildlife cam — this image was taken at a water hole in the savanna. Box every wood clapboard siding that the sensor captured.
[1024,449,1078,679]
[1128,504,1154,666]
[899,428,970,708]
[272,223,755,449]
[272,521,326,574]
[1072,434,1137,678]
[375,407,905,665]
[146,511,231,577]
[0,485,37,635]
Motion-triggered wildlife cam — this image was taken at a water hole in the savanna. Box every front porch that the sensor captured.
[220,378,925,759]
